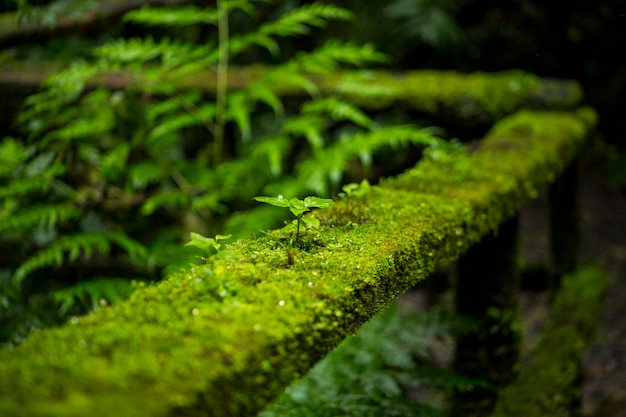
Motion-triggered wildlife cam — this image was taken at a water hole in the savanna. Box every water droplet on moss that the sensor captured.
[192,308,199,316]
[278,300,285,307]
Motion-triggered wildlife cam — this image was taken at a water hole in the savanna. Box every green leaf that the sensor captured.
[303,196,335,209]
[253,195,291,208]
[288,198,308,217]
[300,214,320,229]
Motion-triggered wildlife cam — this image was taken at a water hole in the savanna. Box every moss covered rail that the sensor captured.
[0,80,596,416]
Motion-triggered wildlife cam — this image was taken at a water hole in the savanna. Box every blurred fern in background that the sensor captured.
[1,0,453,346]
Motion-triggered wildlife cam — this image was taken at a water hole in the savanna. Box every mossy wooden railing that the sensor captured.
[0,69,599,417]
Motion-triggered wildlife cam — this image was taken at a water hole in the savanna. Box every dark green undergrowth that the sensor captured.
[259,302,483,417]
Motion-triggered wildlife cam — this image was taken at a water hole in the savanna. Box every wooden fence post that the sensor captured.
[549,158,581,289]
[453,214,521,417]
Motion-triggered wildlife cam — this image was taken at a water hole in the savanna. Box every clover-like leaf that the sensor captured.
[253,195,290,207]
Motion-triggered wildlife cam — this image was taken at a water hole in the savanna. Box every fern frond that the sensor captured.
[227,91,253,142]
[93,37,215,70]
[123,1,259,27]
[13,233,110,284]
[248,82,284,119]
[258,2,352,37]
[336,73,401,108]
[252,135,291,177]
[302,97,374,129]
[141,189,190,215]
[128,161,167,190]
[0,138,35,179]
[288,40,389,73]
[230,2,352,56]
[148,110,209,145]
[0,178,52,199]
[296,124,446,195]
[106,231,149,262]
[19,61,99,126]
[13,231,147,285]
[40,109,114,147]
[263,68,320,97]
[123,6,221,27]
[0,204,81,236]
[51,278,136,315]
[282,114,326,150]
[146,92,202,124]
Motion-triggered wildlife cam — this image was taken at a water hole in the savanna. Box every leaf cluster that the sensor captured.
[2,0,455,345]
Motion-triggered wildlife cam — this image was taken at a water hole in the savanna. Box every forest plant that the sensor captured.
[184,232,233,259]
[254,195,334,244]
[254,195,333,265]
[2,0,452,345]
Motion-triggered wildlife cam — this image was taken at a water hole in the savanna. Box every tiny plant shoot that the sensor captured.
[254,195,334,247]
[185,233,232,259]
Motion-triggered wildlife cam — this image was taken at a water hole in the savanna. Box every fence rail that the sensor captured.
[0,69,598,417]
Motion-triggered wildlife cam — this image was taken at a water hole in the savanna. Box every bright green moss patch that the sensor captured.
[492,266,609,417]
[0,106,595,416]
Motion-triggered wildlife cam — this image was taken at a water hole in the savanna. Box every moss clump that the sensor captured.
[0,106,595,417]
[492,266,609,417]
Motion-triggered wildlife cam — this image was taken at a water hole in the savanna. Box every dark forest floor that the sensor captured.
[579,157,626,417]
[519,154,626,417]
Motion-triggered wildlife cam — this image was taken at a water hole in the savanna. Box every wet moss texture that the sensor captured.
[0,71,596,417]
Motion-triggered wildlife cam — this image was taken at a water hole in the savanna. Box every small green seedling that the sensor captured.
[254,195,334,247]
[337,179,370,200]
[185,233,232,259]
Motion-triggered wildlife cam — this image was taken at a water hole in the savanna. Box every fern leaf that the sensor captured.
[13,232,109,284]
[105,231,149,262]
[93,37,214,70]
[13,231,147,285]
[128,160,167,190]
[252,136,291,177]
[141,189,190,215]
[288,40,389,73]
[302,97,374,129]
[258,2,353,38]
[123,6,220,27]
[146,92,202,124]
[230,3,352,56]
[0,204,81,236]
[282,114,326,150]
[0,138,35,179]
[248,82,284,119]
[51,278,136,315]
[123,1,259,27]
[0,178,52,199]
[148,112,203,145]
[40,111,114,147]
[227,91,253,142]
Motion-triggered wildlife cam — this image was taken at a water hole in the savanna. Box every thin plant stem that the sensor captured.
[214,0,229,166]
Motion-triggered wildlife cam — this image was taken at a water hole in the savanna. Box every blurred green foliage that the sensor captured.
[1,0,449,346]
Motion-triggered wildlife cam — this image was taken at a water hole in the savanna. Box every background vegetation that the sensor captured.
[1,0,623,415]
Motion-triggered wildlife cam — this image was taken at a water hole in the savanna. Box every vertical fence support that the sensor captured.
[549,159,581,289]
[453,214,521,417]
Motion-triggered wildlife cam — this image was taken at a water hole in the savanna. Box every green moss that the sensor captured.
[324,70,582,123]
[0,101,595,416]
[492,266,609,417]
